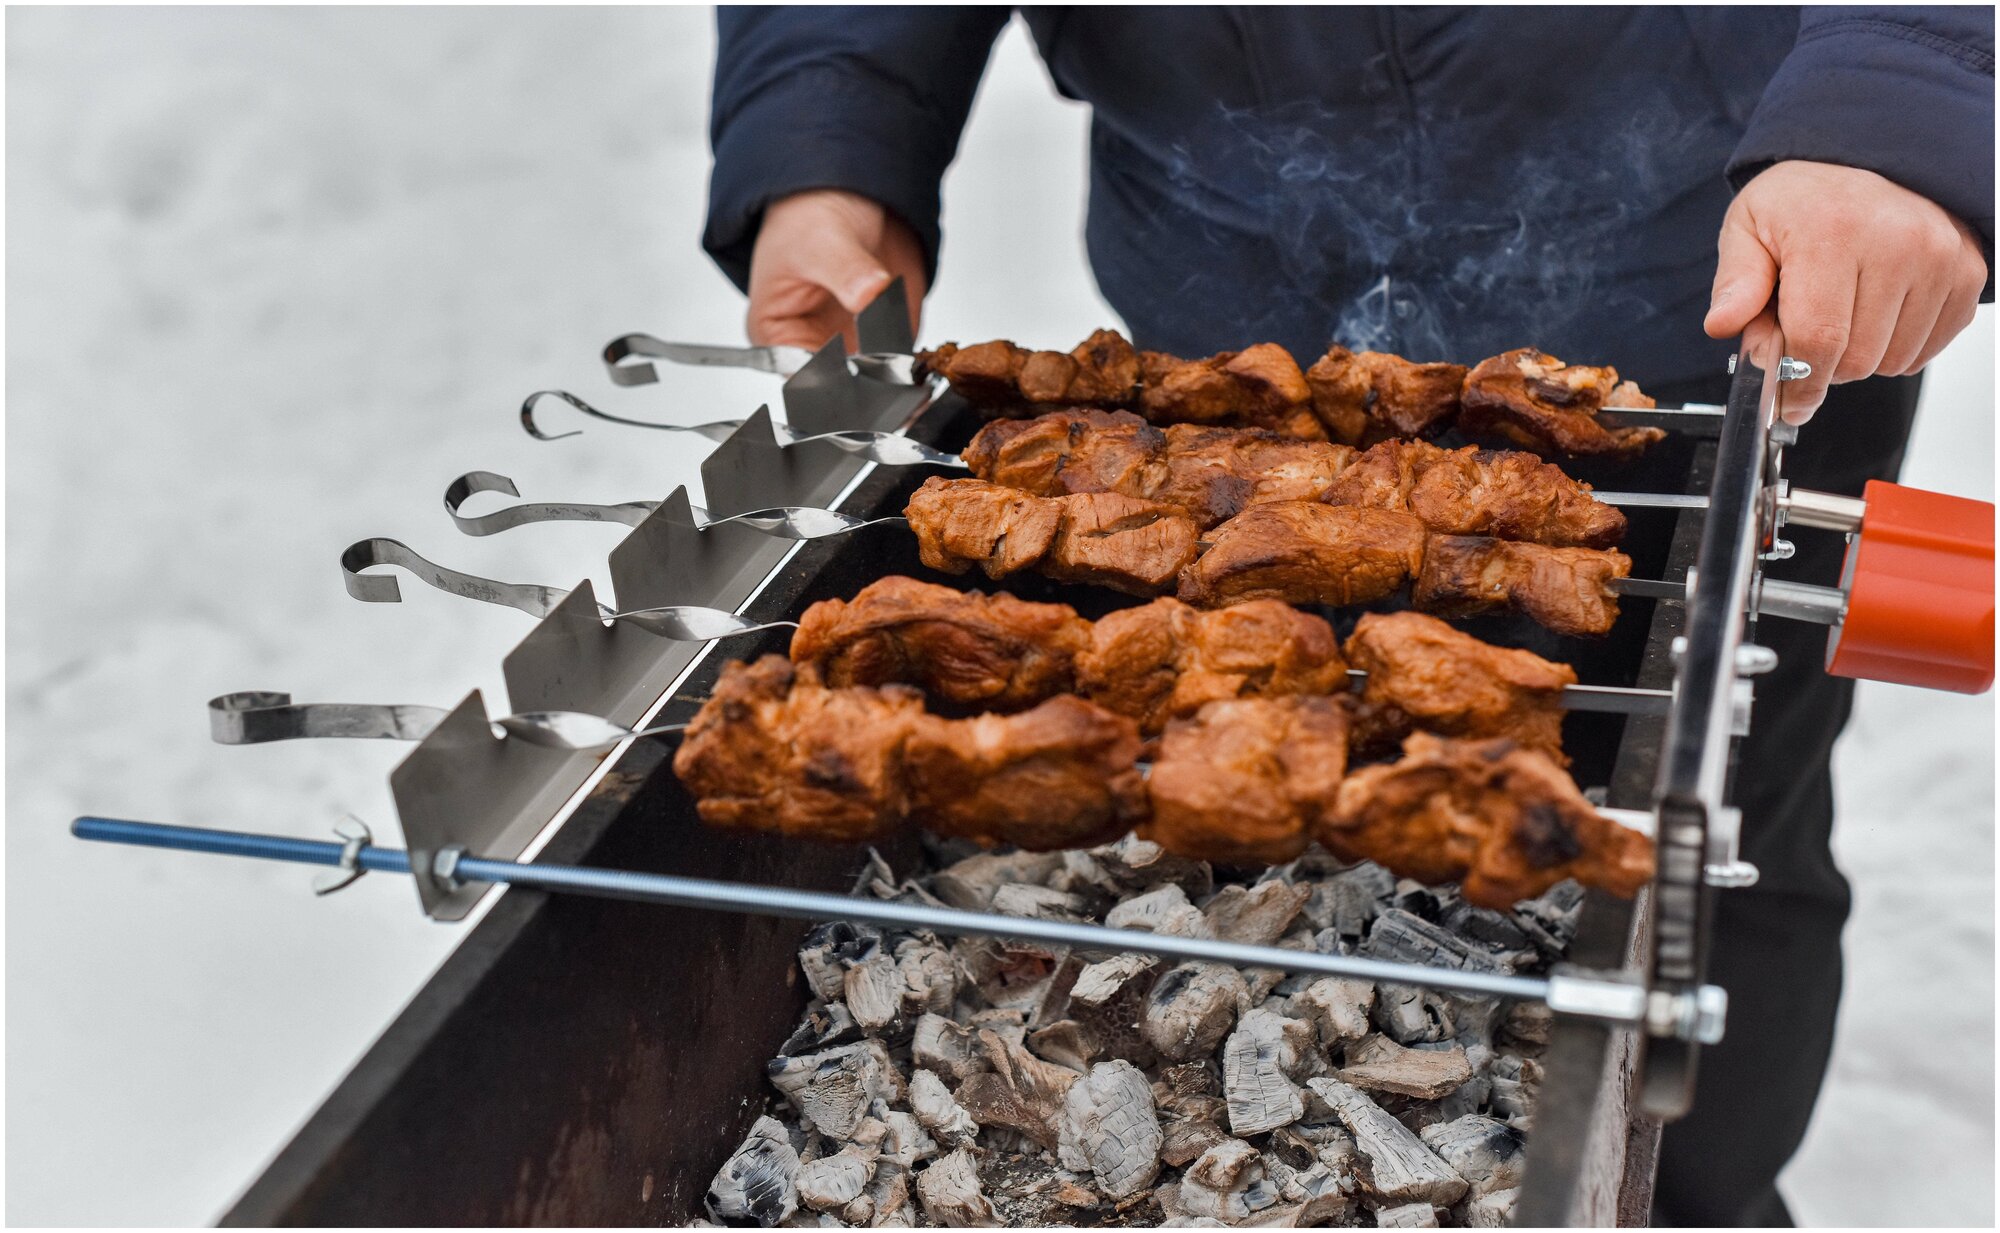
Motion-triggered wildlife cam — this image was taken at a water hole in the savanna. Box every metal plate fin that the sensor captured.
[698,405,856,518]
[855,276,915,356]
[502,579,684,724]
[607,485,774,613]
[781,339,907,435]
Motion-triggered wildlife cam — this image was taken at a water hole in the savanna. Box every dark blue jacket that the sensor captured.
[705,7,1993,387]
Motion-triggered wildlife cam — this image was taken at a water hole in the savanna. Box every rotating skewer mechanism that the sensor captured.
[71,284,1994,1131]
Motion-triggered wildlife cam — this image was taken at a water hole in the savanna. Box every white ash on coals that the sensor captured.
[703,837,1575,1228]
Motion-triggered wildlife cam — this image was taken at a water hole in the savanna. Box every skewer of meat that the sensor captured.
[672,655,1653,908]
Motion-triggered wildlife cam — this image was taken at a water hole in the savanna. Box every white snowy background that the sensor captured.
[6,8,1991,1226]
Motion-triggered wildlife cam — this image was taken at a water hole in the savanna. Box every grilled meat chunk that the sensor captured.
[905,696,1147,851]
[672,656,925,843]
[916,328,1140,409]
[1144,696,1352,865]
[1325,733,1654,909]
[1076,597,1350,733]
[1306,345,1468,444]
[791,576,1090,710]
[963,408,1355,528]
[1458,349,1664,462]
[1178,502,1428,610]
[1344,611,1575,762]
[1323,439,1627,549]
[1413,536,1631,638]
[906,478,1201,596]
[1138,343,1323,439]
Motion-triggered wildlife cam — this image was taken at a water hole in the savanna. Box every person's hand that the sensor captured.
[746,189,927,351]
[1705,160,1988,423]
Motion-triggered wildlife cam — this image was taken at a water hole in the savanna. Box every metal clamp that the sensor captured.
[312,816,375,896]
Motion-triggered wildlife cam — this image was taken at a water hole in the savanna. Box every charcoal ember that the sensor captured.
[1487,1054,1541,1122]
[913,1013,989,1084]
[843,949,909,1035]
[1143,962,1249,1062]
[1201,880,1313,945]
[795,1148,875,1214]
[1420,1115,1525,1198]
[929,850,1066,911]
[955,1029,1080,1150]
[1438,897,1537,956]
[908,1068,979,1149]
[1221,1009,1318,1135]
[894,937,958,1017]
[1393,879,1449,924]
[1159,1117,1231,1167]
[1027,1019,1101,1072]
[1373,1199,1443,1227]
[853,1158,913,1227]
[782,1002,863,1057]
[1307,1079,1467,1206]
[1460,1186,1519,1227]
[990,881,1093,922]
[708,1115,802,1227]
[1067,953,1162,1066]
[1336,1035,1475,1100]
[1088,834,1214,899]
[1515,880,1584,949]
[952,936,1078,1027]
[799,922,887,1001]
[1057,1060,1164,1199]
[1361,910,1512,976]
[1290,1159,1357,1225]
[1105,884,1214,937]
[1498,1000,1555,1053]
[767,1041,905,1140]
[1373,983,1458,1045]
[1175,1138,1281,1221]
[1321,862,1397,939]
[1295,977,1376,1046]
[915,1147,998,1226]
[1242,932,1318,1005]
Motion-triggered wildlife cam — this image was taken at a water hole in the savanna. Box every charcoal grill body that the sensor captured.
[222,400,1705,1227]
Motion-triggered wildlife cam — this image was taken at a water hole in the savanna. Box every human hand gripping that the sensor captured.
[746,189,928,351]
[1705,160,1988,424]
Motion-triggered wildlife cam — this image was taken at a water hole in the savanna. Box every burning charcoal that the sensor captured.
[1420,1114,1525,1198]
[1372,983,1458,1044]
[767,1040,905,1139]
[1068,952,1162,1065]
[799,921,887,1001]
[1027,1019,1100,1072]
[874,1110,941,1168]
[930,850,1066,911]
[795,1148,874,1214]
[1105,884,1214,937]
[1143,962,1249,1062]
[855,1160,913,1227]
[1439,897,1537,956]
[1154,1060,1227,1125]
[893,937,958,1017]
[1176,1138,1282,1221]
[1393,879,1449,924]
[1221,1009,1318,1135]
[1160,1117,1231,1167]
[707,1115,801,1227]
[913,1013,989,1084]
[990,881,1092,922]
[955,1029,1080,1150]
[908,1068,980,1148]
[1242,933,1318,1006]
[781,1001,862,1057]
[1515,880,1584,948]
[1089,834,1214,899]
[1487,1054,1541,1121]
[1336,1034,1474,1100]
[952,937,1078,1026]
[1498,1000,1555,1053]
[843,949,909,1034]
[916,1148,999,1226]
[1057,1060,1164,1200]
[1295,977,1376,1047]
[1291,1160,1356,1226]
[1361,909,1511,976]
[1372,1200,1442,1227]
[1201,880,1313,945]
[1320,862,1396,939]
[1306,1079,1467,1206]
[1461,1186,1520,1227]
[860,849,900,898]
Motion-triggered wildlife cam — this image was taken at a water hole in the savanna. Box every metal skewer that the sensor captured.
[520,391,964,469]
[73,814,1718,1037]
[601,336,922,387]
[209,691,696,752]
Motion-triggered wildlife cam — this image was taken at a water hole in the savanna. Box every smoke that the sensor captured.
[1162,91,1730,364]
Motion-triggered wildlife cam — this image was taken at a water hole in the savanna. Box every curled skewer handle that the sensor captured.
[209,692,450,744]
[520,390,744,443]
[445,471,656,535]
[340,537,572,618]
[602,334,811,386]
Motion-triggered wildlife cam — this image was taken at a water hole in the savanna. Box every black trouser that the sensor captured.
[1650,372,1925,1227]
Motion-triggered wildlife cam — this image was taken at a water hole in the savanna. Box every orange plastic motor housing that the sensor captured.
[1825,480,1995,693]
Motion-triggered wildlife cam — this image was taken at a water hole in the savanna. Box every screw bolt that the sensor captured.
[1778,357,1812,381]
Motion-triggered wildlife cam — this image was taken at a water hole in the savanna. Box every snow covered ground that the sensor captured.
[7,9,1991,1225]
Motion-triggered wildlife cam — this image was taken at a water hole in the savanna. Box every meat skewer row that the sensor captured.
[671,655,1655,910]
[904,477,1635,637]
[794,576,1579,762]
[917,329,1663,459]
[963,407,1630,546]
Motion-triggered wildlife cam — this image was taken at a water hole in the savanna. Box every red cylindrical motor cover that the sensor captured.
[1825,479,1995,693]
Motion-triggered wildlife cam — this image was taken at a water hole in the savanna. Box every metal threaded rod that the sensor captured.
[75,815,1610,1011]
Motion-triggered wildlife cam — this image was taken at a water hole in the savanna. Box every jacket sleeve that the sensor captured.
[1728,7,1995,293]
[704,6,1013,292]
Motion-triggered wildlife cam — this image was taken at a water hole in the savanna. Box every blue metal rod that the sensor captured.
[72,815,1608,1012]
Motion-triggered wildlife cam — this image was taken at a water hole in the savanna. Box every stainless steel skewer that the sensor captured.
[208,691,696,752]
[601,335,922,387]
[519,390,964,469]
[73,814,1721,1038]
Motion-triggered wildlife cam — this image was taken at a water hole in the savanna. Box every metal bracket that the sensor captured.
[312,816,375,895]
